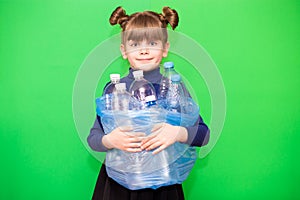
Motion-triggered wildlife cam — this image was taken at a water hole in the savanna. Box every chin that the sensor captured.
[138,63,159,71]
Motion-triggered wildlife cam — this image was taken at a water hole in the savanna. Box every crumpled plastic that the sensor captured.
[96,95,200,190]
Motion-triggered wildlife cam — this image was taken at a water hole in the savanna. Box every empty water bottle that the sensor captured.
[104,74,121,94]
[166,74,187,113]
[113,83,131,111]
[103,74,121,110]
[129,70,157,109]
[112,83,134,129]
[158,62,178,100]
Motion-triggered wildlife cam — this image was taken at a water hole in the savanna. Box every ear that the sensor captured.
[120,44,127,59]
[162,42,170,58]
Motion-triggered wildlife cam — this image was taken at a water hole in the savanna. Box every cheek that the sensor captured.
[124,50,135,59]
[153,50,164,59]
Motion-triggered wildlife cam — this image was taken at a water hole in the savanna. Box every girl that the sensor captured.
[88,6,210,200]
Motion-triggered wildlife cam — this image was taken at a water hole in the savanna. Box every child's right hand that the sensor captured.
[102,126,146,152]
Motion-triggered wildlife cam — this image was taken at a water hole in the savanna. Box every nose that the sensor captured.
[139,46,149,55]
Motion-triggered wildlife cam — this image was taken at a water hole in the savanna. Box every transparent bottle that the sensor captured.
[113,83,131,111]
[129,70,157,109]
[103,74,120,110]
[166,74,187,113]
[113,82,135,130]
[158,62,178,100]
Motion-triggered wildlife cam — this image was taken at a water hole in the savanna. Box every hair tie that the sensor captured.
[159,14,168,25]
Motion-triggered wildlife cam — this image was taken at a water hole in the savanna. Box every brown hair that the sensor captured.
[109,6,179,44]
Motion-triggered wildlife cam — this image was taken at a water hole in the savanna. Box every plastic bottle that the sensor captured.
[113,83,131,111]
[129,70,157,109]
[103,74,120,110]
[166,74,187,113]
[158,62,178,100]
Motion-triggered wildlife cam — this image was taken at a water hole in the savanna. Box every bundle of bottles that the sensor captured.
[96,62,199,190]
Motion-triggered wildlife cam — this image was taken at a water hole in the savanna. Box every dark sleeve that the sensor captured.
[185,115,210,147]
[179,83,210,147]
[87,115,109,152]
[87,82,111,152]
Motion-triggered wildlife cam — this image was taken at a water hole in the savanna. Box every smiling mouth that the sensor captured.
[136,58,153,61]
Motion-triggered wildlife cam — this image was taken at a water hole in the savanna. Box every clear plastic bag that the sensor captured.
[96,95,199,190]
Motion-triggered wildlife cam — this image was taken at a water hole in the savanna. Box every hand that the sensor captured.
[140,123,188,154]
[102,126,146,152]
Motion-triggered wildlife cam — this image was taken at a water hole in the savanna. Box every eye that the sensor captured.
[129,42,139,47]
[149,41,157,46]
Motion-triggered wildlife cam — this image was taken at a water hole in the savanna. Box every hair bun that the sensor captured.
[109,6,129,28]
[162,6,179,30]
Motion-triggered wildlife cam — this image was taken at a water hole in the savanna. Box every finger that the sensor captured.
[152,145,166,155]
[141,137,159,149]
[128,142,142,148]
[126,147,143,153]
[140,132,158,145]
[144,132,158,140]
[140,138,148,146]
[145,140,161,151]
[141,136,153,145]
[124,142,141,148]
[129,137,144,143]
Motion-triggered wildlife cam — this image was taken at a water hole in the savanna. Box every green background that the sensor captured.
[1,0,299,199]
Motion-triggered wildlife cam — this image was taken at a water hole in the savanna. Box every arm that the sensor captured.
[87,115,146,152]
[181,84,210,146]
[87,82,111,152]
[87,116,109,152]
[88,80,146,152]
[185,115,210,147]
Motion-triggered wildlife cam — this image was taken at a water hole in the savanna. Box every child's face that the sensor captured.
[120,39,169,72]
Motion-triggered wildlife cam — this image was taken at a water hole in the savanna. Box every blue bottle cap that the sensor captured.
[171,74,181,82]
[163,62,174,69]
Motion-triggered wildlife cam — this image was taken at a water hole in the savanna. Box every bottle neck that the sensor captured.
[165,67,175,72]
[134,76,144,81]
[111,79,120,84]
[172,81,181,85]
[116,89,126,93]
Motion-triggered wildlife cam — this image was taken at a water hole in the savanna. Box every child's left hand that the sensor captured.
[140,123,188,154]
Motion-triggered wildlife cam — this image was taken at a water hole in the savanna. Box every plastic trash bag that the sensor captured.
[96,95,199,190]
